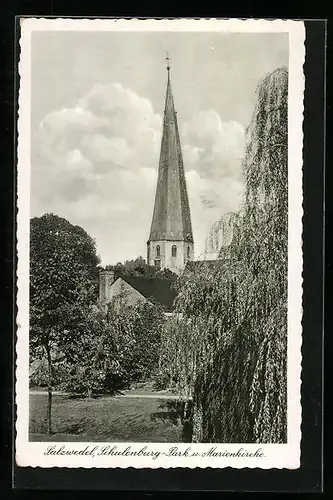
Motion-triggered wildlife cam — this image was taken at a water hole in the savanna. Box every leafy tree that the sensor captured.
[29,213,100,433]
[58,304,119,396]
[60,294,166,396]
[106,256,178,282]
[130,300,166,381]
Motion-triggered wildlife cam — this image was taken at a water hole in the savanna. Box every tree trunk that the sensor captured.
[45,345,53,435]
[181,399,194,442]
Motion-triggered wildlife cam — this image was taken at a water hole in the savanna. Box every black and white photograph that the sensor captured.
[16,18,304,469]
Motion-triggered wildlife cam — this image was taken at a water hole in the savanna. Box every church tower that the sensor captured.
[147,56,194,275]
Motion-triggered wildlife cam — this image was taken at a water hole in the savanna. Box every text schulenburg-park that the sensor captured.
[44,445,265,460]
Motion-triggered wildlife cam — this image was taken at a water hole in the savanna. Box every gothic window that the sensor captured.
[172,245,177,257]
[156,245,160,258]
[187,246,190,259]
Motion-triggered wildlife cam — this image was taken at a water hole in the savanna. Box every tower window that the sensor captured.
[187,246,190,259]
[172,245,177,257]
[156,245,160,258]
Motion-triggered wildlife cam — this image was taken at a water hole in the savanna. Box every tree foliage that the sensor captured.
[60,294,166,396]
[29,213,101,431]
[159,67,288,443]
[130,300,166,381]
[30,213,100,360]
[106,256,178,282]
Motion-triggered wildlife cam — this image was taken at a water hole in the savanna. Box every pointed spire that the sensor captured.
[148,59,194,243]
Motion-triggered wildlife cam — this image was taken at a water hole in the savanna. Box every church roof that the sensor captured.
[116,275,178,312]
[148,66,193,243]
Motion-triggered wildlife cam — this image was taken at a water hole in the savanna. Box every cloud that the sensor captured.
[184,169,244,259]
[32,83,245,264]
[181,110,245,255]
[182,110,245,180]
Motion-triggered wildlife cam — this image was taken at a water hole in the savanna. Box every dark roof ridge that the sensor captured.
[113,274,177,312]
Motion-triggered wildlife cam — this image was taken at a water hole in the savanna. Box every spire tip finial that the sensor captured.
[166,52,170,72]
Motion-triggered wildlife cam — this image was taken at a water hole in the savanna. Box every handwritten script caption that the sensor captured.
[44,445,265,461]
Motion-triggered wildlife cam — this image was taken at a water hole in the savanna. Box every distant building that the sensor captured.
[99,270,177,315]
[147,57,194,275]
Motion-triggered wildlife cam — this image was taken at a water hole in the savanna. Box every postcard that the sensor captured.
[16,17,304,469]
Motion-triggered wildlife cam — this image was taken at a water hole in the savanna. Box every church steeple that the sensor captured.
[147,56,194,274]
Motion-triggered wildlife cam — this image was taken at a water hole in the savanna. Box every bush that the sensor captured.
[152,372,171,391]
[29,358,69,389]
[58,297,166,397]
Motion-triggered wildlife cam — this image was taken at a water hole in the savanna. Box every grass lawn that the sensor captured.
[29,394,185,442]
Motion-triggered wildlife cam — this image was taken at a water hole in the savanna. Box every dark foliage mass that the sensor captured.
[29,213,102,432]
[57,297,165,396]
[106,256,178,282]
[30,213,100,359]
[160,67,288,443]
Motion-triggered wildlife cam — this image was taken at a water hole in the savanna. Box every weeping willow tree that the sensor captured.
[160,67,288,443]
[203,212,238,257]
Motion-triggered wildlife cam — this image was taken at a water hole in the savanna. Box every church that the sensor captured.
[146,56,194,274]
[99,58,213,313]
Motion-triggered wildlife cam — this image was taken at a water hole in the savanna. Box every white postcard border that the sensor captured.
[16,17,305,469]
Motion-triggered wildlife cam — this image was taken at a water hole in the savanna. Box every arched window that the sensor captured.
[156,245,160,258]
[187,246,191,259]
[172,245,177,257]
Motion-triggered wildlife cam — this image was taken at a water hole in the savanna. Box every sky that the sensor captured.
[30,30,288,265]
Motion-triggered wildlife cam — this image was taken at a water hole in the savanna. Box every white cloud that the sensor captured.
[32,83,245,264]
[182,110,245,180]
[79,83,162,149]
[181,110,245,256]
[41,107,108,133]
[65,148,93,173]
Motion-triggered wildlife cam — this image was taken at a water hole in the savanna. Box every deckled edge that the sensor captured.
[287,17,305,471]
[16,16,30,468]
[15,17,305,470]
